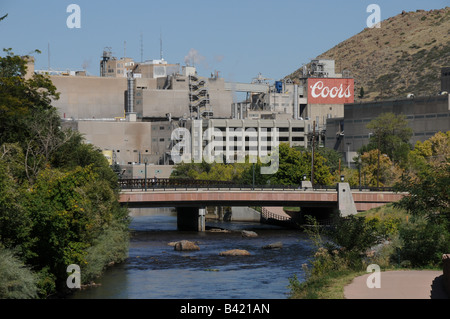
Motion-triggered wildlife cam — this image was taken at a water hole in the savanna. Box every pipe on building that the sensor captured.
[294,84,298,120]
[127,76,135,114]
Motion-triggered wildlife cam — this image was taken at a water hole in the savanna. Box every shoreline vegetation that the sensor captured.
[0,50,130,299]
[288,202,449,299]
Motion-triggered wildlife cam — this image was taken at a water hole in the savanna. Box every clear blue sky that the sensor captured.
[1,0,447,83]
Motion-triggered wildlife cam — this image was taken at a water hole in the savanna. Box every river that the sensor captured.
[70,207,314,299]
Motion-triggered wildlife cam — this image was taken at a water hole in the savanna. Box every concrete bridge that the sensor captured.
[119,180,406,231]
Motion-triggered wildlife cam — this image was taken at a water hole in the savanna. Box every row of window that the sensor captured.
[341,131,439,140]
[343,113,449,124]
[152,136,305,143]
[214,127,304,132]
[114,150,149,153]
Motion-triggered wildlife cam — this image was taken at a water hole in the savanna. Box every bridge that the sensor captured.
[118,179,406,231]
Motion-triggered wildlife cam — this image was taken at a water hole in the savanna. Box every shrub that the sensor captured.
[0,248,38,299]
[396,216,450,267]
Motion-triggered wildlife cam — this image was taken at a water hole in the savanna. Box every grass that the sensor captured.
[289,270,367,299]
[289,203,411,299]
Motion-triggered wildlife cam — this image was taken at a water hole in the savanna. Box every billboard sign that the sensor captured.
[308,78,354,104]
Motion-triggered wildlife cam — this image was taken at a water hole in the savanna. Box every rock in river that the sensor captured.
[219,249,251,256]
[241,230,258,238]
[262,242,283,249]
[173,240,200,251]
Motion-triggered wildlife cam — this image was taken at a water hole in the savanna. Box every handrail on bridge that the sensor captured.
[118,178,395,192]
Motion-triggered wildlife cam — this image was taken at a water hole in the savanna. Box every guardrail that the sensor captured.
[118,178,395,193]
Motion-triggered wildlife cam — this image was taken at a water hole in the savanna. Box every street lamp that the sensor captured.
[303,174,307,181]
[252,162,255,190]
[340,175,345,183]
[144,157,148,191]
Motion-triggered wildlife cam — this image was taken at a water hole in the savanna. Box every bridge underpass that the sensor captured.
[119,181,406,232]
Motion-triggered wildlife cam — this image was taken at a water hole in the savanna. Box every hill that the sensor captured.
[287,8,450,100]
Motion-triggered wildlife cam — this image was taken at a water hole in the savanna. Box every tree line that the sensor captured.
[0,49,129,298]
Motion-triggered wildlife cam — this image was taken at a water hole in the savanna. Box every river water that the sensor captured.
[71,208,314,299]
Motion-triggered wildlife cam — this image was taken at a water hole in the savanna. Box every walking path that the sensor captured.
[344,270,448,299]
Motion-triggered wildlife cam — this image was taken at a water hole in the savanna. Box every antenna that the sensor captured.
[140,32,143,62]
[48,42,50,70]
[160,28,163,60]
[124,40,127,58]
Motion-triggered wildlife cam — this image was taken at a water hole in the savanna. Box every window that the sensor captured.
[160,126,165,130]
[278,127,289,132]
[292,127,304,132]
[159,138,165,142]
[292,137,304,142]
[279,137,289,142]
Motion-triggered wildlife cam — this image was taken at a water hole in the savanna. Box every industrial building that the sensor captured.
[325,77,450,166]
[25,50,359,176]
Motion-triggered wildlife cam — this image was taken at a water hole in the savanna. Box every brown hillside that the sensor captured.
[287,8,450,101]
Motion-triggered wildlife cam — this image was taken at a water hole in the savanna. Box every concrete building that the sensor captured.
[325,94,450,164]
[32,54,351,169]
[52,76,128,119]
[442,67,450,92]
[133,59,180,79]
[63,120,152,164]
[100,48,135,78]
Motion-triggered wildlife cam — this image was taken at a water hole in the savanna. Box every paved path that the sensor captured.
[344,270,448,299]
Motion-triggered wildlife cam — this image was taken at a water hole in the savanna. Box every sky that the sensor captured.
[0,0,448,84]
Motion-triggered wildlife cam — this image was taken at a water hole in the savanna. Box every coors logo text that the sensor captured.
[307,78,354,104]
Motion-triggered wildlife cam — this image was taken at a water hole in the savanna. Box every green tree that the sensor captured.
[364,113,413,166]
[359,149,402,187]
[396,159,450,219]
[271,143,333,186]
[0,49,59,146]
[0,48,129,297]
[407,131,450,176]
[358,87,365,99]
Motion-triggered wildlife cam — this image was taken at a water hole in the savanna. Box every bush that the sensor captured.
[0,248,38,299]
[82,222,129,283]
[396,216,450,267]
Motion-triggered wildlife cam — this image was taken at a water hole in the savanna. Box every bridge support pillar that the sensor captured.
[176,207,206,232]
[338,183,357,217]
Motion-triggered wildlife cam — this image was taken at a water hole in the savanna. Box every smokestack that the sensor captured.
[126,73,135,122]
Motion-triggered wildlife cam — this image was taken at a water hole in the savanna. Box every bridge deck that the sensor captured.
[119,188,405,211]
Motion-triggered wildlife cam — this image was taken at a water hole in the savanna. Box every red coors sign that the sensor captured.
[308,78,354,104]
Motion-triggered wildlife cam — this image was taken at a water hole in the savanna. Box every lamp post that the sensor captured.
[144,157,148,191]
[340,175,345,183]
[358,157,362,191]
[252,162,255,190]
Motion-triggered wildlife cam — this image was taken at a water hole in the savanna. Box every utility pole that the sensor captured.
[377,134,380,188]
[311,121,315,187]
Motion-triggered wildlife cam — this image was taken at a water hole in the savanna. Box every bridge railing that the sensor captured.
[118,178,395,192]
